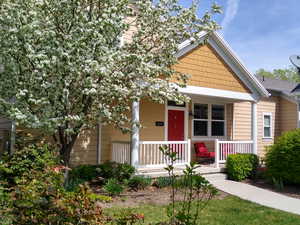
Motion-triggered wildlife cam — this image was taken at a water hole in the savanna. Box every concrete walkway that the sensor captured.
[205,174,300,216]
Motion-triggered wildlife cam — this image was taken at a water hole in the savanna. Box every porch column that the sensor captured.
[131,100,140,168]
[251,102,258,155]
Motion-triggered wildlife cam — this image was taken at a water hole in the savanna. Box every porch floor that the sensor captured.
[136,164,226,178]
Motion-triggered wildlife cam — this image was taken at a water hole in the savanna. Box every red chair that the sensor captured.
[194,142,215,162]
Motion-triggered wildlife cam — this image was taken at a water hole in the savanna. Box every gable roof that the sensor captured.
[176,32,270,100]
[256,75,298,96]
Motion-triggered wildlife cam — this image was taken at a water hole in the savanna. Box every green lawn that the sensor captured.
[105,196,300,225]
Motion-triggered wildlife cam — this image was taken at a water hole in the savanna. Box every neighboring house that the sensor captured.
[233,75,300,160]
[1,32,299,170]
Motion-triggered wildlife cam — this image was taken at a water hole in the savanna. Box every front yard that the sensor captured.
[106,196,300,225]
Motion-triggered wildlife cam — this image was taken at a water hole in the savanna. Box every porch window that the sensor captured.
[193,104,208,136]
[193,104,225,137]
[263,113,272,138]
[211,105,225,136]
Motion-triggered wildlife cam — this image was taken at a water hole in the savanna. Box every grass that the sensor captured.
[105,196,300,225]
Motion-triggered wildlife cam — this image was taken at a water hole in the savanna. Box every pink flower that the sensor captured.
[52,165,71,173]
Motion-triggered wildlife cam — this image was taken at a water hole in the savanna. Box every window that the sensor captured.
[193,104,225,137]
[193,104,208,136]
[263,113,272,138]
[167,101,186,107]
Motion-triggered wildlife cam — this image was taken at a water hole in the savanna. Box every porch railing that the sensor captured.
[112,141,131,164]
[139,140,191,168]
[112,140,191,168]
[215,139,254,167]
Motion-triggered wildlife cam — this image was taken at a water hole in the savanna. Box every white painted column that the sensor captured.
[251,102,258,155]
[131,100,140,168]
[214,139,220,168]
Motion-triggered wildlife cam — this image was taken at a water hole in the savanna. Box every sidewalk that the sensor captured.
[206,176,300,216]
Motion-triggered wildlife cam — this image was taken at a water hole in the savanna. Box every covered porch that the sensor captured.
[110,87,259,170]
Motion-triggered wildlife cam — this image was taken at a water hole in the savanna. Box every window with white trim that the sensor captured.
[193,104,225,137]
[263,113,272,138]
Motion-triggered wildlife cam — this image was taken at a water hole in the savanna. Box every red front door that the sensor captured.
[168,110,185,141]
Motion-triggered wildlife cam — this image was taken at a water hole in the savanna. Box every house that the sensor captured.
[69,32,275,169]
[1,32,299,171]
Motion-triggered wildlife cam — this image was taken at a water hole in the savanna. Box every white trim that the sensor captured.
[178,85,256,101]
[176,32,269,99]
[263,112,273,139]
[232,103,235,140]
[165,102,189,141]
[251,102,258,155]
[192,103,227,139]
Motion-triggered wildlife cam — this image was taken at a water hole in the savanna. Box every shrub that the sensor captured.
[70,164,98,181]
[67,162,135,191]
[97,161,135,182]
[154,176,173,188]
[226,153,259,181]
[0,144,58,186]
[103,178,124,196]
[265,129,300,185]
[0,145,107,224]
[127,176,152,191]
[88,193,113,203]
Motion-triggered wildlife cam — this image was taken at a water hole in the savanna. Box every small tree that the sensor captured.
[0,0,220,165]
[256,67,300,83]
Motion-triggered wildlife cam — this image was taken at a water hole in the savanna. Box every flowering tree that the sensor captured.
[0,0,220,165]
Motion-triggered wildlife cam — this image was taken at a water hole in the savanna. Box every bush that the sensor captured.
[103,178,124,196]
[70,164,98,181]
[67,162,135,191]
[0,145,107,224]
[127,176,152,190]
[154,176,173,188]
[226,153,259,181]
[265,129,300,185]
[97,161,135,182]
[0,144,58,186]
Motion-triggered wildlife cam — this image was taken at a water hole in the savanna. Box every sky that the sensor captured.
[179,0,300,73]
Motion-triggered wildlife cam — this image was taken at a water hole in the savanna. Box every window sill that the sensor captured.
[262,137,273,140]
[192,136,227,141]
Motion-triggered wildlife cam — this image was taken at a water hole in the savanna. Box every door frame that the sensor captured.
[165,102,189,141]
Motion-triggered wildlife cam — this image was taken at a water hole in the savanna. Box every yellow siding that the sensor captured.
[233,102,252,141]
[70,128,98,166]
[279,97,298,134]
[124,16,137,43]
[234,98,280,158]
[174,44,251,93]
[257,97,280,158]
[100,99,165,162]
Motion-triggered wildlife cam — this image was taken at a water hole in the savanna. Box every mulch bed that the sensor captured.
[92,185,228,208]
[244,179,300,199]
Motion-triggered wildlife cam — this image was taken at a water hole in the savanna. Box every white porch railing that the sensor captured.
[139,140,191,168]
[112,142,131,164]
[112,140,192,167]
[215,139,254,168]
